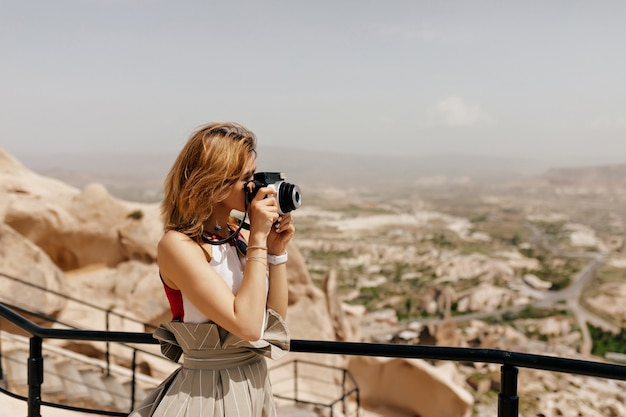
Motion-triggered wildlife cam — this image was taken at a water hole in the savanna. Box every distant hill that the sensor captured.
[539,164,626,188]
[11,146,626,201]
[256,146,547,187]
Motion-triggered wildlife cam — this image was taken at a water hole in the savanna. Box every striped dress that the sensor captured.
[130,237,290,416]
[129,309,290,417]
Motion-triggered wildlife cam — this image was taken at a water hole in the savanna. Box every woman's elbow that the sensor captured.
[235,318,264,341]
[239,327,263,342]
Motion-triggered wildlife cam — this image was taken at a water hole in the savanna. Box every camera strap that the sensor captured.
[202,198,249,246]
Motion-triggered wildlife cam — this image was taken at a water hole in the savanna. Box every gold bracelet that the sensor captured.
[247,246,267,251]
[246,256,267,266]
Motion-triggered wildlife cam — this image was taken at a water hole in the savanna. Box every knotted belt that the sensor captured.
[153,308,290,367]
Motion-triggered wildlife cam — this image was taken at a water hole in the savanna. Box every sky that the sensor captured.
[1,0,626,165]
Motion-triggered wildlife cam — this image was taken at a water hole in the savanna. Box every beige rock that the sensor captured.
[118,204,162,262]
[523,273,552,290]
[47,261,169,373]
[322,268,364,342]
[347,356,473,417]
[0,149,161,271]
[586,282,626,323]
[0,148,78,202]
[537,317,572,337]
[271,264,350,411]
[285,288,336,342]
[434,320,459,347]
[0,222,67,319]
[524,370,626,417]
[285,242,316,305]
[341,303,366,343]
[434,252,515,284]
[13,147,620,417]
[496,249,541,270]
[456,282,515,313]
[608,257,626,268]
[565,222,605,249]
[62,260,167,326]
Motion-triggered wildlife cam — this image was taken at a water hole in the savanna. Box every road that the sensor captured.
[532,250,618,354]
[417,225,619,355]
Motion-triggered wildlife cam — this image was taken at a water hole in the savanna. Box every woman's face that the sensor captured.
[220,154,256,213]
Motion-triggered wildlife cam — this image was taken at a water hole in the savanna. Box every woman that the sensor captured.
[130,122,294,417]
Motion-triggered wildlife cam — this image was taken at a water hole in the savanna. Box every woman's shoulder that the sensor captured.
[160,229,190,240]
[158,230,199,254]
[159,229,190,245]
[158,230,212,263]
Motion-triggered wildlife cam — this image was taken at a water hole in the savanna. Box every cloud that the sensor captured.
[419,96,493,127]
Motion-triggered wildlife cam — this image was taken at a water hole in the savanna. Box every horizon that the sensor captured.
[5,144,626,200]
[1,1,626,166]
[6,144,626,173]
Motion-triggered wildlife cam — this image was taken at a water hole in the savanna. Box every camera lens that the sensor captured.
[277,182,302,214]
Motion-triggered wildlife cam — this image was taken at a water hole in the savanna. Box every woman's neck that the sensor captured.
[206,209,232,236]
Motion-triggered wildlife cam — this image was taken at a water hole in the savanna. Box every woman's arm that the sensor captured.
[159,187,283,341]
[265,212,294,319]
[267,262,288,318]
[159,231,269,341]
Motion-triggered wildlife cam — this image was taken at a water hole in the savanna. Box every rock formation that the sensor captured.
[0,222,67,323]
[348,356,473,417]
[1,148,160,271]
[18,146,626,417]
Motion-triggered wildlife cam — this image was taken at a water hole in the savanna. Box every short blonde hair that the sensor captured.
[162,122,256,241]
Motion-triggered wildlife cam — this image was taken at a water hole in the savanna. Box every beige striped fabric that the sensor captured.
[129,309,290,417]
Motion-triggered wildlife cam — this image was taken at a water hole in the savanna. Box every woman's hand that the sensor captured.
[267,212,295,256]
[246,186,279,243]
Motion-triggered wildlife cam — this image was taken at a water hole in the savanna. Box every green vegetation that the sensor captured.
[308,248,353,264]
[593,265,626,285]
[297,189,616,332]
[532,220,566,237]
[431,232,456,248]
[336,203,397,216]
[588,324,626,357]
[297,185,625,417]
[482,306,571,327]
[522,255,584,291]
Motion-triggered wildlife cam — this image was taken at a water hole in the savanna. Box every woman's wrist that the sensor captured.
[247,245,267,252]
[245,256,267,267]
[248,231,267,247]
[267,251,288,265]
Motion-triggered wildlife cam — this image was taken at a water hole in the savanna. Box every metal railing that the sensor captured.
[1,302,626,417]
[0,271,157,380]
[0,272,157,331]
[271,358,360,416]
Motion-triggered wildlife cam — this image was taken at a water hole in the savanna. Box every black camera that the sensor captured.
[245,172,302,214]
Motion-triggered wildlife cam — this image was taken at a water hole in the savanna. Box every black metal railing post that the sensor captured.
[2,302,626,417]
[294,359,299,404]
[498,364,519,417]
[342,369,347,416]
[105,309,111,377]
[130,349,138,413]
[0,322,4,383]
[355,384,360,417]
[27,336,43,417]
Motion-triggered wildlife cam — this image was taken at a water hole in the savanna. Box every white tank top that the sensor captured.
[182,242,267,332]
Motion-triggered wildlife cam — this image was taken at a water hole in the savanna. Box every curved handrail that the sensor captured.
[0,302,156,344]
[291,339,626,381]
[1,302,624,381]
[0,271,157,330]
[2,300,626,417]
